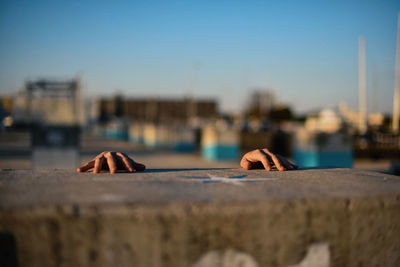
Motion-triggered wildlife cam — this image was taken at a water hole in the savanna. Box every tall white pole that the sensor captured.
[372,63,378,113]
[358,36,367,133]
[392,13,400,133]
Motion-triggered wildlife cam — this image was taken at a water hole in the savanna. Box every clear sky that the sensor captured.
[0,0,399,114]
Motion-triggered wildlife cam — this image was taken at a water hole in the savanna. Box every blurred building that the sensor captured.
[13,78,84,126]
[96,96,217,123]
[339,102,384,130]
[294,108,353,167]
[245,89,275,117]
[0,96,13,128]
[305,109,342,133]
[368,113,384,127]
[0,96,13,114]
[9,78,84,169]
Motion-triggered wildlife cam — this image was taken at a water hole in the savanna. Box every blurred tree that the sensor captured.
[114,95,124,118]
[245,90,275,118]
[268,105,293,122]
[98,99,109,123]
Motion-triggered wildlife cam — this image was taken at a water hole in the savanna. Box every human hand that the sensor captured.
[76,151,146,174]
[240,148,298,171]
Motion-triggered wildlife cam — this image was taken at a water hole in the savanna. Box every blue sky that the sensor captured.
[0,0,399,114]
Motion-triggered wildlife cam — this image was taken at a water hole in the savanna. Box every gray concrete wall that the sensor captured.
[0,168,399,267]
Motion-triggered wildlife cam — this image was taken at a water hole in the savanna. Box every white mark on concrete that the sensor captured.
[192,249,259,267]
[202,174,278,186]
[289,242,330,267]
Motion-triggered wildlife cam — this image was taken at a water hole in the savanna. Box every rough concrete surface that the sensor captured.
[0,168,400,267]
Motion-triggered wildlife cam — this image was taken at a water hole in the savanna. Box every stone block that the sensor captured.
[0,168,399,266]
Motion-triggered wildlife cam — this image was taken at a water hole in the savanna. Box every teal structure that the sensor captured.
[293,149,353,168]
[173,143,195,153]
[129,136,144,145]
[202,144,239,161]
[105,129,128,141]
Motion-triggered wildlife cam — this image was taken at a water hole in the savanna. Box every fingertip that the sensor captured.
[241,161,252,170]
[76,168,81,172]
[135,163,146,172]
[240,157,253,170]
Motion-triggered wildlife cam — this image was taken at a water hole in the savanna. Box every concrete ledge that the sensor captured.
[1,168,400,266]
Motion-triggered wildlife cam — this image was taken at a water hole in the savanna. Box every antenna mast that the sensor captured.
[392,13,400,133]
[358,36,367,133]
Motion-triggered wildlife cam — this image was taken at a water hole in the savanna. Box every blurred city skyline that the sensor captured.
[1,0,400,115]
